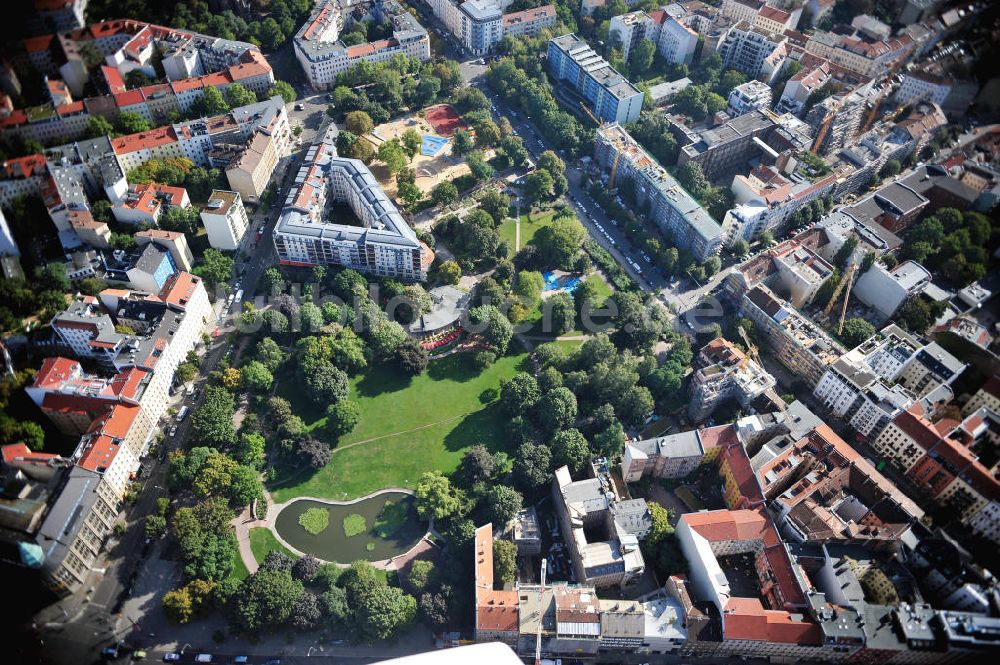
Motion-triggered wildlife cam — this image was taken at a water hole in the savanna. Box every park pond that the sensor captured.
[273,492,426,563]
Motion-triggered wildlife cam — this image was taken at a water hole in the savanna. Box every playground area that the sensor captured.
[368,111,471,198]
[543,271,583,294]
[424,104,468,136]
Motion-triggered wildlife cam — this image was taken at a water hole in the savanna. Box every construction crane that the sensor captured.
[534,559,547,665]
[609,151,621,189]
[821,262,858,332]
[578,101,620,189]
[579,100,602,127]
[810,95,847,155]
[737,325,761,368]
[834,263,858,336]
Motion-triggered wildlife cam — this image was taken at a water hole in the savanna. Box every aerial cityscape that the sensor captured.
[0,0,997,662]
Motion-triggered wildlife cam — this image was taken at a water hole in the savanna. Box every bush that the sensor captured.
[343,513,368,538]
[299,507,331,535]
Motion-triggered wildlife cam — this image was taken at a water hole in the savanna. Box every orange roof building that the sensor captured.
[474,523,520,643]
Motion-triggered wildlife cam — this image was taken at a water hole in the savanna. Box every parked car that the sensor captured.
[163,655,180,662]
[195,656,213,664]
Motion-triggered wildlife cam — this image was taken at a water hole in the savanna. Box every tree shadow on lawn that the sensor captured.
[441,401,512,455]
[354,361,414,398]
[426,351,482,382]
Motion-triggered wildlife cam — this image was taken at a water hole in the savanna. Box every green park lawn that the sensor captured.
[229,546,249,581]
[499,208,560,251]
[269,350,531,502]
[249,526,298,563]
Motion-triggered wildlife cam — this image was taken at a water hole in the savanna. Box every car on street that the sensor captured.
[169,425,178,437]
[163,655,180,662]
[176,406,190,422]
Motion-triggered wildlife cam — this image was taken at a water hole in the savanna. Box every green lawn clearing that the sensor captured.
[499,208,561,251]
[342,513,367,538]
[269,350,531,502]
[249,527,298,563]
[299,507,331,535]
[229,545,249,581]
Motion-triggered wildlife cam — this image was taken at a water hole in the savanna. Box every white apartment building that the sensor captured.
[273,126,431,281]
[813,324,964,437]
[609,9,698,65]
[727,80,772,117]
[294,0,430,90]
[853,260,931,320]
[718,20,786,81]
[201,189,249,251]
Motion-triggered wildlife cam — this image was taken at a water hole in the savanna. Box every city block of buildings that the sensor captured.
[0,95,289,256]
[3,19,274,145]
[426,0,556,55]
[294,0,431,90]
[2,273,210,595]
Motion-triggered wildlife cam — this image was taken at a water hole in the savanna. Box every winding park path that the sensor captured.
[232,488,436,575]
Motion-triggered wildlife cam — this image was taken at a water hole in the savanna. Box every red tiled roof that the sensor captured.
[502,4,556,27]
[893,405,943,450]
[57,101,85,116]
[1,442,58,466]
[698,424,739,451]
[926,436,1000,501]
[111,125,177,154]
[477,591,520,632]
[723,598,822,644]
[682,508,777,545]
[114,89,145,108]
[159,272,201,309]
[758,5,790,22]
[109,367,149,401]
[2,154,46,178]
[170,77,204,93]
[721,442,765,505]
[41,392,111,417]
[201,72,230,87]
[0,109,28,127]
[474,523,520,633]
[77,433,120,471]
[762,544,806,608]
[89,403,140,440]
[102,65,127,94]
[33,357,82,390]
[23,34,54,53]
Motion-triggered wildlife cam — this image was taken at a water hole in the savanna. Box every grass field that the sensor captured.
[499,208,560,251]
[249,526,298,563]
[269,350,531,502]
[229,545,249,581]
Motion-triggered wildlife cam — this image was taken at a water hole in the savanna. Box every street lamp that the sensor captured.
[180,643,192,654]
